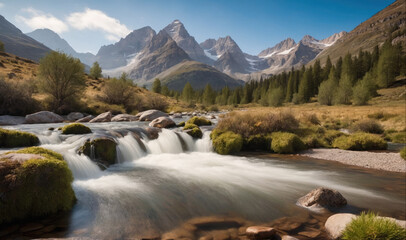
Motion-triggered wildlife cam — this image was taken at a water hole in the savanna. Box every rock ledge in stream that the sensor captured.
[79,138,117,168]
[25,111,64,124]
[297,187,347,210]
[149,117,176,128]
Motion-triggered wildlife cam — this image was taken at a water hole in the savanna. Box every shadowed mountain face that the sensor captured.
[314,0,406,65]
[0,15,50,62]
[26,28,96,66]
[96,26,156,69]
[164,20,213,65]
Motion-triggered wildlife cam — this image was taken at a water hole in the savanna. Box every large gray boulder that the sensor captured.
[149,117,176,128]
[111,114,138,122]
[25,111,64,124]
[297,187,347,210]
[89,112,112,123]
[67,112,84,121]
[139,110,168,121]
[0,115,26,125]
[324,213,357,239]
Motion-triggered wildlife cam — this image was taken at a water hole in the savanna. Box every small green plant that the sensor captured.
[400,147,406,160]
[187,116,212,126]
[212,131,243,155]
[350,119,384,134]
[271,132,306,154]
[0,128,39,148]
[342,212,406,240]
[333,132,387,151]
[61,123,92,134]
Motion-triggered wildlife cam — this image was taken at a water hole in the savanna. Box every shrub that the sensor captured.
[209,105,219,112]
[187,116,212,126]
[101,74,134,106]
[0,147,75,224]
[243,134,272,151]
[212,131,243,155]
[0,128,39,148]
[333,133,387,151]
[385,131,406,143]
[61,123,92,134]
[300,113,320,125]
[271,132,306,154]
[400,147,406,160]
[216,111,299,138]
[342,212,406,240]
[350,119,384,134]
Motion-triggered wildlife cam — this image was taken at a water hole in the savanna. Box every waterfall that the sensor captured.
[38,131,62,144]
[64,150,103,180]
[116,134,147,162]
[145,129,185,154]
[195,131,213,152]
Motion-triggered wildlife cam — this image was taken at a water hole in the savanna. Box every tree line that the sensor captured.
[154,40,405,107]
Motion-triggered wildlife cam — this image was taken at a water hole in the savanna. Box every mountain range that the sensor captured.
[0,0,404,90]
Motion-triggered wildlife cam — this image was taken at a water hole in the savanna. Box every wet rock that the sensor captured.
[149,117,176,128]
[19,223,44,233]
[76,115,94,123]
[172,113,183,118]
[0,115,26,125]
[25,111,64,124]
[325,213,356,239]
[139,110,168,121]
[297,187,347,210]
[89,112,112,123]
[111,114,138,122]
[0,153,44,163]
[298,229,321,238]
[67,112,84,121]
[145,127,161,140]
[79,137,117,167]
[281,236,299,240]
[246,226,276,240]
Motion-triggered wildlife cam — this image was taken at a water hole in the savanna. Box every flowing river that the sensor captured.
[1,121,405,239]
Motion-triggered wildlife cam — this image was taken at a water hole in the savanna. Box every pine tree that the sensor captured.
[335,57,343,79]
[341,53,356,85]
[334,72,353,105]
[181,82,194,103]
[152,78,162,93]
[90,61,102,79]
[318,68,337,106]
[285,70,294,102]
[323,56,332,80]
[161,85,170,96]
[297,68,313,103]
[313,60,322,93]
[377,41,399,88]
[352,72,375,105]
[202,84,215,105]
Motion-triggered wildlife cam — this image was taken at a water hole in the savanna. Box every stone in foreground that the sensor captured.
[25,111,64,124]
[111,114,138,122]
[139,110,168,121]
[324,213,357,239]
[246,226,276,240]
[149,117,176,128]
[297,187,347,210]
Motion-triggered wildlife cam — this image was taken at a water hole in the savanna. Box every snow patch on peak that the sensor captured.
[204,49,221,61]
[277,47,295,55]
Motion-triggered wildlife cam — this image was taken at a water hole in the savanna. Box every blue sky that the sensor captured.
[0,0,394,55]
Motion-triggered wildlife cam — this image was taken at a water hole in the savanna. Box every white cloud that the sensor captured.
[15,8,68,33]
[67,8,130,41]
[0,3,4,8]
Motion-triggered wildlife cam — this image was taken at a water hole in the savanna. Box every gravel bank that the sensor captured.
[300,148,406,173]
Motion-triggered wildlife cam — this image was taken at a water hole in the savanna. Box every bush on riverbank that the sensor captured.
[350,119,384,134]
[0,147,75,224]
[342,212,406,240]
[216,111,299,138]
[183,123,203,138]
[271,132,306,154]
[294,127,344,148]
[384,130,406,143]
[187,116,212,126]
[400,147,406,160]
[61,123,92,134]
[212,131,243,155]
[243,134,272,151]
[0,128,39,148]
[333,133,387,151]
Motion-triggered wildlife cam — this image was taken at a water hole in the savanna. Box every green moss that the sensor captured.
[385,131,406,143]
[342,212,406,240]
[186,116,212,126]
[210,129,226,140]
[61,123,91,134]
[212,131,243,155]
[183,123,203,138]
[12,146,63,161]
[0,128,39,148]
[333,132,387,151]
[0,147,75,224]
[79,138,117,167]
[400,147,406,160]
[177,121,185,127]
[243,134,272,151]
[271,132,306,154]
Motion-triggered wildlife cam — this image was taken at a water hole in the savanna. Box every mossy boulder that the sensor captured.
[0,147,75,224]
[187,116,212,126]
[0,128,39,148]
[61,123,92,134]
[177,121,185,127]
[400,147,406,160]
[271,132,306,154]
[332,132,387,151]
[79,138,117,167]
[243,134,272,151]
[183,123,203,138]
[212,131,243,155]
